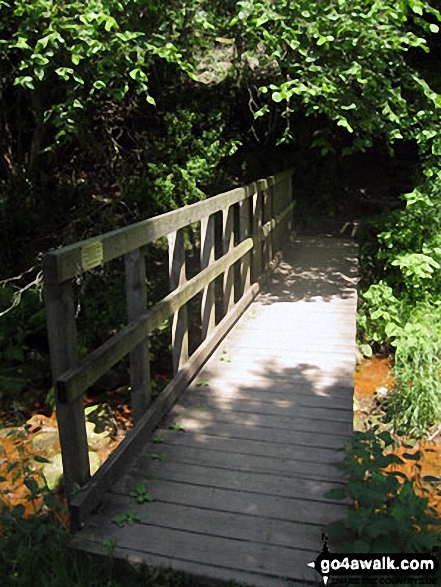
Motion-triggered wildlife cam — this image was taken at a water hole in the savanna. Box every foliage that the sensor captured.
[384,305,441,436]
[0,282,49,412]
[227,0,441,151]
[325,428,441,553]
[357,169,441,434]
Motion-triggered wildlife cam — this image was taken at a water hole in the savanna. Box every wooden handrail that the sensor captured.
[43,168,295,528]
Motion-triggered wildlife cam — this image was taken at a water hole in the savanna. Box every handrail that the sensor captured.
[43,168,295,529]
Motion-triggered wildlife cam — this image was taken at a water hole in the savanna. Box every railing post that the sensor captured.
[222,205,235,316]
[168,228,189,374]
[43,276,90,499]
[125,248,151,423]
[251,188,263,281]
[200,215,216,340]
[275,179,283,252]
[262,181,273,269]
[239,197,251,296]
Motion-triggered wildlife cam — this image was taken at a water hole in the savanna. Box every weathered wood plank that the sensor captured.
[111,476,348,527]
[239,197,251,296]
[152,429,346,465]
[200,214,215,340]
[71,538,292,587]
[42,278,90,498]
[169,229,189,374]
[91,494,329,552]
[180,390,352,421]
[126,446,347,484]
[251,190,263,280]
[222,205,235,316]
[171,405,353,437]
[125,248,151,422]
[164,416,349,449]
[73,522,319,586]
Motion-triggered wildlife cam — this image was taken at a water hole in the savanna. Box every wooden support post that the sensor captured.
[168,229,189,374]
[288,173,294,232]
[200,215,215,341]
[251,190,263,281]
[222,205,235,316]
[276,180,283,251]
[43,278,90,499]
[239,198,251,297]
[125,248,151,423]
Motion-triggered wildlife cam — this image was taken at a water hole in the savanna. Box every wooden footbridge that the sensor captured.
[43,169,358,586]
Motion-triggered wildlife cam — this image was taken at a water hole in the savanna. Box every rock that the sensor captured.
[42,451,101,490]
[31,430,60,454]
[0,426,25,439]
[86,421,111,451]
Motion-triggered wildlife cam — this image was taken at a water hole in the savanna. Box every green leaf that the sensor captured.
[14,76,34,89]
[34,455,51,464]
[24,478,39,495]
[402,451,421,461]
[93,80,106,90]
[324,487,347,500]
[429,23,439,33]
[272,92,283,103]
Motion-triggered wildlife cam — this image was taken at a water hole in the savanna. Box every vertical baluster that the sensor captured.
[222,205,235,316]
[125,248,151,423]
[168,229,189,374]
[201,215,215,340]
[239,197,251,297]
[252,189,263,281]
[43,276,90,499]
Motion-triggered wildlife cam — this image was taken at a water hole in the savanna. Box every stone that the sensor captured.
[0,426,25,439]
[31,430,60,454]
[42,451,101,490]
[86,421,111,451]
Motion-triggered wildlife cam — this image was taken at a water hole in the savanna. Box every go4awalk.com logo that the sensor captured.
[307,537,438,585]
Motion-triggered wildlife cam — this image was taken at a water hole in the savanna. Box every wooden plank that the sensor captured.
[251,190,263,281]
[71,538,291,587]
[44,169,294,284]
[171,405,353,437]
[169,228,189,374]
[69,280,262,527]
[163,416,349,449]
[179,390,352,421]
[42,277,90,498]
[187,384,354,407]
[200,214,215,340]
[111,476,348,528]
[153,429,346,465]
[129,446,346,484]
[72,522,319,585]
[92,494,330,552]
[125,248,151,422]
[239,198,251,296]
[222,205,235,316]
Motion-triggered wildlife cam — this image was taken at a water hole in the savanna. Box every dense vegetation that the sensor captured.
[2,0,441,582]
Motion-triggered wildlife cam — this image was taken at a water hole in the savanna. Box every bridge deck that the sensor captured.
[72,233,358,586]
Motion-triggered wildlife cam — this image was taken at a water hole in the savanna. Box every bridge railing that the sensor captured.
[43,169,294,528]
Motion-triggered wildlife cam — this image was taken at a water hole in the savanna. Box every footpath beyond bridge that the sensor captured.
[43,170,358,585]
